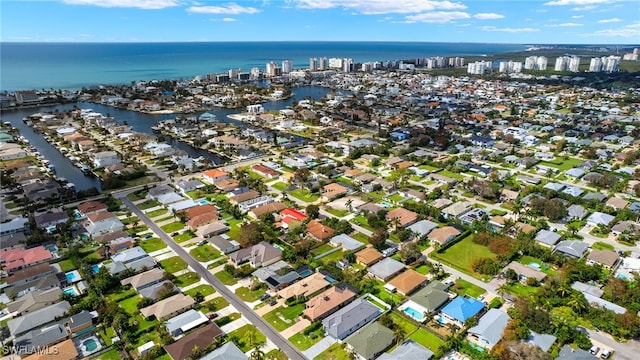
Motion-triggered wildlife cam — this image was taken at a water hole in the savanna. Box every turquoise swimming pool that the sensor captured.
[403,306,425,322]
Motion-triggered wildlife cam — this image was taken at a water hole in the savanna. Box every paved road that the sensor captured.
[120,197,307,360]
[587,328,640,360]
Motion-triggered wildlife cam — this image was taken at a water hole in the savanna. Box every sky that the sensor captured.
[1,0,638,44]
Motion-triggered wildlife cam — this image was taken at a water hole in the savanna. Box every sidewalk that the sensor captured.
[303,336,335,359]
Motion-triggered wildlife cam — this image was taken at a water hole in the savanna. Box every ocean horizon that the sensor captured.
[0,41,530,92]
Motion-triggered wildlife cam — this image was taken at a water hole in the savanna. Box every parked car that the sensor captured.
[171,232,179,236]
[600,350,611,359]
[145,234,153,239]
[208,313,219,320]
[589,346,600,355]
[259,293,270,301]
[197,240,207,246]
[269,299,277,306]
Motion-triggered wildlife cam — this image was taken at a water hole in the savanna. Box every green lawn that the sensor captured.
[57,259,76,272]
[540,157,582,171]
[388,193,406,203]
[266,350,288,360]
[325,207,350,217]
[226,218,244,240]
[185,284,216,298]
[200,296,230,312]
[145,208,168,218]
[504,282,540,297]
[174,272,200,287]
[160,221,185,233]
[350,215,374,231]
[214,270,238,285]
[137,200,161,210]
[138,237,167,252]
[311,243,334,256]
[352,232,370,243]
[235,286,265,302]
[272,182,289,191]
[390,311,419,334]
[189,244,222,262]
[127,191,148,201]
[106,288,137,303]
[263,304,305,331]
[419,165,440,171]
[118,295,142,315]
[289,330,323,351]
[227,324,267,352]
[174,231,195,243]
[372,280,406,305]
[159,256,188,273]
[451,279,486,298]
[414,264,430,275]
[592,241,615,251]
[437,170,465,180]
[430,234,495,281]
[408,328,445,353]
[98,326,116,346]
[318,249,345,264]
[315,343,351,360]
[93,348,122,360]
[290,188,319,202]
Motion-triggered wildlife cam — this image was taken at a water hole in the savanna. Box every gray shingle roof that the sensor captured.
[322,298,381,339]
[368,258,405,280]
[467,309,510,349]
[378,339,434,360]
[8,301,70,336]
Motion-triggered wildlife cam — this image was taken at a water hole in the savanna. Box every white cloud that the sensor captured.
[63,0,179,9]
[572,15,584,18]
[473,13,504,20]
[405,11,470,23]
[544,0,612,5]
[222,17,238,22]
[589,21,640,37]
[291,0,466,15]
[545,22,583,27]
[479,26,539,33]
[571,5,597,10]
[187,3,261,14]
[598,17,622,23]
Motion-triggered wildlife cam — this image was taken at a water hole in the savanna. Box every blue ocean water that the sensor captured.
[0,41,526,91]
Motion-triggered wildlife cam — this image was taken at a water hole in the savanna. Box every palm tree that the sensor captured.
[497,283,508,300]
[567,292,588,313]
[345,199,353,212]
[249,343,265,360]
[393,326,406,346]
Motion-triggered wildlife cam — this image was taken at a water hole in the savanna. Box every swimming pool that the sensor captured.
[528,262,541,270]
[199,199,209,205]
[324,276,337,284]
[65,270,82,283]
[79,336,102,356]
[403,306,426,322]
[299,269,313,277]
[91,264,101,274]
[63,286,79,296]
[616,273,629,280]
[379,201,393,208]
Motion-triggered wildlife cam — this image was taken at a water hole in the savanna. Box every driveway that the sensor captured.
[302,336,335,359]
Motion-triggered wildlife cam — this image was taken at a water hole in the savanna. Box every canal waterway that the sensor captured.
[0,85,332,192]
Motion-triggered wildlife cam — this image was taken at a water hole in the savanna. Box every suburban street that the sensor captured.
[120,197,308,360]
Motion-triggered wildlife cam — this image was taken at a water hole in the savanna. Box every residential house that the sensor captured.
[388,269,427,296]
[22,339,78,360]
[0,233,27,252]
[406,219,438,239]
[0,246,53,274]
[440,296,484,325]
[0,217,28,236]
[251,164,279,178]
[503,261,547,283]
[554,240,589,259]
[195,222,229,238]
[377,340,434,360]
[8,301,70,337]
[202,169,229,184]
[6,287,62,316]
[403,281,450,319]
[303,286,358,322]
[556,345,597,360]
[228,241,281,268]
[355,247,383,266]
[76,201,108,216]
[525,331,557,353]
[139,293,195,320]
[175,180,205,195]
[586,250,620,270]
[330,234,364,251]
[165,309,209,337]
[322,298,382,340]
[163,323,224,360]
[106,246,156,275]
[566,204,589,221]
[5,263,57,287]
[92,151,120,168]
[386,207,419,228]
[606,197,629,210]
[586,212,615,227]
[535,229,562,247]
[322,183,349,201]
[197,342,247,360]
[345,321,394,360]
[277,272,330,301]
[307,220,335,241]
[207,235,240,254]
[33,210,69,230]
[368,258,405,281]
[248,202,287,219]
[120,267,174,300]
[611,221,640,237]
[441,202,472,219]
[428,226,461,247]
[468,309,510,350]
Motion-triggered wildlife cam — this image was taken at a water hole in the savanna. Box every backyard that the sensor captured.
[288,324,324,351]
[408,328,446,354]
[262,304,305,331]
[289,188,320,202]
[430,234,496,281]
[138,237,167,253]
[227,324,267,352]
[540,157,582,171]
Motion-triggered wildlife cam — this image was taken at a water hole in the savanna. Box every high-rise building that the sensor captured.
[467,61,492,75]
[590,56,621,72]
[554,56,580,72]
[342,58,354,72]
[250,67,262,79]
[282,60,292,74]
[328,58,343,69]
[499,61,522,73]
[309,58,318,71]
[319,57,328,70]
[524,56,548,70]
[448,57,464,68]
[266,61,281,77]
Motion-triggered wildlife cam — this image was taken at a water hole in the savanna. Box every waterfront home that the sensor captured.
[0,147,28,160]
[303,286,358,322]
[467,309,510,350]
[92,151,120,168]
[22,180,62,202]
[345,322,394,360]
[322,298,382,340]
